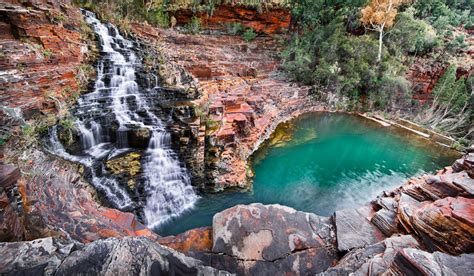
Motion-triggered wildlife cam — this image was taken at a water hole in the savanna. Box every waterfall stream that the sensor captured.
[48,10,198,228]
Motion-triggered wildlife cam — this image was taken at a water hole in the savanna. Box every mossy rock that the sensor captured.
[106,152,142,177]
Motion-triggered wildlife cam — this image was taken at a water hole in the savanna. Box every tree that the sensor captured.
[360,0,409,62]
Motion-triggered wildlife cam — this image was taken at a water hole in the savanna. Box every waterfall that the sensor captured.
[48,10,198,227]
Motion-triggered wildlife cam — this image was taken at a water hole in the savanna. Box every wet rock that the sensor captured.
[158,226,213,254]
[209,203,338,274]
[323,235,421,275]
[0,237,76,275]
[56,237,226,275]
[106,152,142,180]
[334,207,386,252]
[131,21,320,191]
[16,149,155,243]
[127,127,151,149]
[389,248,474,275]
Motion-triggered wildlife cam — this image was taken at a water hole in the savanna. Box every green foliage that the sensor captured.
[42,49,54,59]
[413,0,473,39]
[282,1,407,110]
[387,8,441,55]
[225,22,244,35]
[242,28,257,41]
[0,131,11,146]
[446,34,469,53]
[184,16,201,34]
[59,118,76,130]
[73,0,171,29]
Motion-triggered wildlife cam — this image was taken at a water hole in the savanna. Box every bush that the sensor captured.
[225,22,244,35]
[447,35,469,53]
[242,28,257,41]
[387,8,441,55]
[184,16,201,34]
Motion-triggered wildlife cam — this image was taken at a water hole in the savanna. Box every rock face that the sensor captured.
[131,21,324,191]
[173,5,291,34]
[390,248,474,275]
[11,148,156,243]
[0,236,228,275]
[0,163,24,241]
[0,0,95,125]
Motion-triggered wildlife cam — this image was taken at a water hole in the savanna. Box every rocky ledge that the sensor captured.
[131,22,324,191]
[2,149,472,275]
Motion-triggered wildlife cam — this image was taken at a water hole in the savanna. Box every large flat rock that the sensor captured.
[210,203,338,275]
[334,207,386,251]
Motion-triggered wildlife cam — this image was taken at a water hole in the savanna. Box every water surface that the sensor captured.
[156,112,459,236]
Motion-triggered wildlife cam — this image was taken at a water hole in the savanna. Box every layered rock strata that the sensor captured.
[173,4,291,35]
[0,0,95,125]
[131,23,323,191]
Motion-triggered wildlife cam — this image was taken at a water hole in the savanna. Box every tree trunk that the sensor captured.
[377,26,384,63]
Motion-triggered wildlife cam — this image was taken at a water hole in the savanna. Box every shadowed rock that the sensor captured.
[389,248,474,275]
[322,235,421,275]
[0,236,229,275]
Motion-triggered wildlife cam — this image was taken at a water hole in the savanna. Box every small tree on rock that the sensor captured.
[361,0,409,62]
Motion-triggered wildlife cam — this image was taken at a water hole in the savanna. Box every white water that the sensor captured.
[48,10,198,227]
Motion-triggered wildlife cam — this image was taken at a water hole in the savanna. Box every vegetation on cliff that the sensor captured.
[282,0,472,142]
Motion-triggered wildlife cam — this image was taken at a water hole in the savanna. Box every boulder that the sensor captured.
[56,237,225,275]
[0,237,76,275]
[0,237,228,275]
[334,207,386,252]
[210,203,338,275]
[389,248,474,275]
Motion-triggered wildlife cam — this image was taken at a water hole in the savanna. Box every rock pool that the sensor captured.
[155,112,459,236]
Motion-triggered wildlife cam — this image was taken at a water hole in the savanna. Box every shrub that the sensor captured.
[387,8,441,55]
[225,22,244,35]
[184,16,201,34]
[447,35,469,54]
[242,28,257,41]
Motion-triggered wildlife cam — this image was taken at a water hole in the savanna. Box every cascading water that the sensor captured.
[48,10,198,227]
